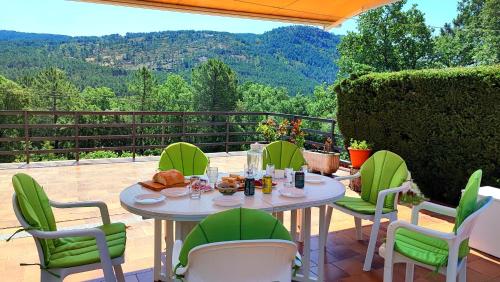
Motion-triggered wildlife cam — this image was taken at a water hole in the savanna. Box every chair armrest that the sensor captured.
[172,240,187,275]
[50,200,111,225]
[375,182,412,214]
[411,201,456,225]
[386,220,456,245]
[334,172,361,182]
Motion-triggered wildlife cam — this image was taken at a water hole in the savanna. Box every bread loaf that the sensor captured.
[153,169,185,186]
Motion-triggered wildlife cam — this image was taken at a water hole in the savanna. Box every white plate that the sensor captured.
[161,188,189,198]
[305,174,324,184]
[134,193,165,205]
[278,188,307,198]
[212,195,243,207]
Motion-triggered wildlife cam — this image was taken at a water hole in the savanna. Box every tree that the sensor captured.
[153,74,193,111]
[306,84,337,119]
[0,75,30,110]
[435,0,499,66]
[336,0,434,77]
[128,67,156,114]
[236,82,290,113]
[191,59,238,112]
[80,87,117,111]
[31,67,79,113]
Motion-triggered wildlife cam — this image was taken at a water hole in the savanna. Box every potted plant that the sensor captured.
[256,117,280,143]
[288,119,306,149]
[348,139,372,168]
[303,137,340,175]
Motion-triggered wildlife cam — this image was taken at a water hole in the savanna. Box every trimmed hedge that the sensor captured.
[335,66,500,205]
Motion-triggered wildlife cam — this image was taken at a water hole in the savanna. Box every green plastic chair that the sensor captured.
[158,142,209,176]
[262,141,306,171]
[380,170,493,282]
[325,150,410,271]
[172,208,300,281]
[11,173,126,282]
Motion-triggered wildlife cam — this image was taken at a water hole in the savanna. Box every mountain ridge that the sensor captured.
[0,26,340,95]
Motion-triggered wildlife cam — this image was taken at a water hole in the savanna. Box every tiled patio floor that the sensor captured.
[0,154,499,282]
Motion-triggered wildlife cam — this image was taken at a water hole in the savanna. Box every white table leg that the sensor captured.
[317,205,326,282]
[154,219,163,281]
[291,209,298,241]
[302,207,311,280]
[164,220,174,281]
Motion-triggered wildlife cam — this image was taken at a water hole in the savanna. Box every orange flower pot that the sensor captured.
[348,148,372,169]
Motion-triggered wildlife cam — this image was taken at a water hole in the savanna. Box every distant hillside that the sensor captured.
[0,26,340,95]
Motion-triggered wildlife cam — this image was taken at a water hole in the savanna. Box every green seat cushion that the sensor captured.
[158,142,209,176]
[394,227,468,269]
[177,208,292,269]
[394,170,483,269]
[262,141,305,171]
[47,223,126,269]
[334,196,394,215]
[12,173,57,264]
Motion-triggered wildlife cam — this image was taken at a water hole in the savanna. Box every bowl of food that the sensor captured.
[217,181,239,195]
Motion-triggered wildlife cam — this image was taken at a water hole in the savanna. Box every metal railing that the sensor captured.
[0,111,339,163]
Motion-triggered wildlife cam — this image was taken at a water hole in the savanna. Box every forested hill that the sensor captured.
[0,26,340,95]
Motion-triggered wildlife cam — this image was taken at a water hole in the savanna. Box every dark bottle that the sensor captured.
[244,177,255,196]
[294,171,305,189]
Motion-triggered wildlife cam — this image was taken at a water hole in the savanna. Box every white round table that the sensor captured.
[121,174,345,282]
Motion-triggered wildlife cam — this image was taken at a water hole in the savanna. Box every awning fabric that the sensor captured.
[78,0,399,30]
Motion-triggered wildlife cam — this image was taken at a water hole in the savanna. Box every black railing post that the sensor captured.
[23,111,30,164]
[74,112,80,162]
[181,113,186,142]
[132,113,136,161]
[225,114,230,153]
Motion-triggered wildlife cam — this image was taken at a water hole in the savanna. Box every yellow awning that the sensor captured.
[78,0,399,29]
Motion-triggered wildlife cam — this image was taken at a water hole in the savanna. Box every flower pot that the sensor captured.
[348,148,372,169]
[303,150,340,175]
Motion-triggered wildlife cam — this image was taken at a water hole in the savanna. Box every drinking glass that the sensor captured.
[207,167,218,186]
[266,164,275,178]
[190,180,202,199]
[285,167,294,187]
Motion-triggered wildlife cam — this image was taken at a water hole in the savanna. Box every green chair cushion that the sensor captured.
[262,141,305,171]
[334,196,394,215]
[394,227,468,269]
[177,208,292,269]
[158,142,209,176]
[47,223,126,269]
[394,170,483,269]
[12,173,57,264]
[359,150,408,210]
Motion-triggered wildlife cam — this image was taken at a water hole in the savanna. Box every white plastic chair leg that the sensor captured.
[446,250,459,282]
[363,218,381,271]
[405,263,414,282]
[458,261,466,282]
[41,270,61,282]
[354,217,363,240]
[114,265,125,282]
[382,254,393,282]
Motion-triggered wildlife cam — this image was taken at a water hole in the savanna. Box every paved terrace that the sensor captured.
[0,153,499,282]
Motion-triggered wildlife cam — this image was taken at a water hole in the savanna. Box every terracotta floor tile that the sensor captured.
[1,157,500,281]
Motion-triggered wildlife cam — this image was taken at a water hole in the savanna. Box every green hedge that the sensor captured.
[335,66,500,205]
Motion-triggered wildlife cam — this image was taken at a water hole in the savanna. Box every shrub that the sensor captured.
[81,150,119,159]
[335,66,500,205]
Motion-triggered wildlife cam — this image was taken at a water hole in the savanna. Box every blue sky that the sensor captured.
[1,0,458,36]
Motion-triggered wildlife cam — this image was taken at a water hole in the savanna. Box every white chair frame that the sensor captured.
[12,194,125,282]
[324,173,411,271]
[171,239,297,282]
[379,197,493,282]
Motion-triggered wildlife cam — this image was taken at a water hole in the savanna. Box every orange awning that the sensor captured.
[78,0,399,29]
